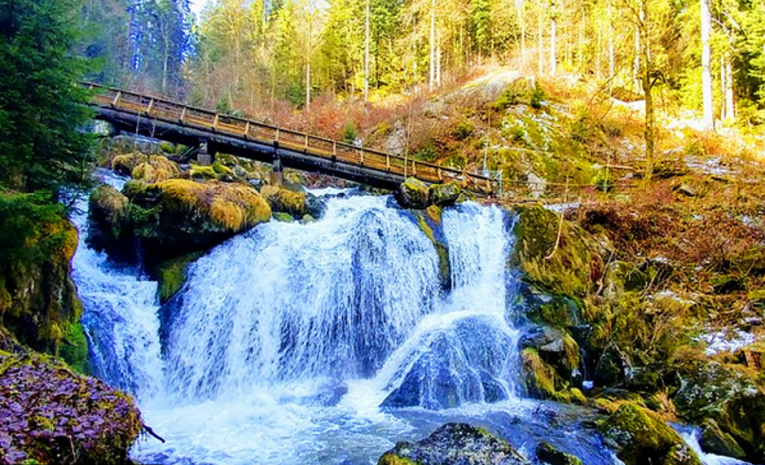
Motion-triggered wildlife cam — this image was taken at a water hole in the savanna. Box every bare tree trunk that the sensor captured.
[519,0,525,69]
[538,10,544,75]
[724,54,735,123]
[436,33,441,87]
[306,61,311,111]
[550,5,557,76]
[364,0,370,101]
[701,0,713,130]
[634,25,640,92]
[640,1,654,182]
[429,0,435,90]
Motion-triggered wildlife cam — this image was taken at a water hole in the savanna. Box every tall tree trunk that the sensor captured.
[640,1,654,182]
[519,0,525,69]
[701,0,713,130]
[436,33,441,87]
[538,10,544,75]
[724,54,735,123]
[634,24,640,92]
[364,0,370,101]
[429,0,435,90]
[306,61,311,111]
[550,4,557,76]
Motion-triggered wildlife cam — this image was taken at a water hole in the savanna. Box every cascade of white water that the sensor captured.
[71,171,165,401]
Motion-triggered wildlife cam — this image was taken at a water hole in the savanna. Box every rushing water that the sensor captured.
[73,181,742,465]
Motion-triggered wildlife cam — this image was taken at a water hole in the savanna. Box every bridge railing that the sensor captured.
[85,82,497,194]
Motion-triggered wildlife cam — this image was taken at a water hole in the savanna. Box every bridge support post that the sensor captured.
[197,139,213,166]
[269,141,283,186]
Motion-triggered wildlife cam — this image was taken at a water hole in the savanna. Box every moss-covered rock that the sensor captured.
[429,182,462,207]
[131,155,180,183]
[155,252,203,304]
[748,290,765,310]
[599,402,702,465]
[413,206,451,289]
[672,361,765,462]
[377,423,531,465]
[0,193,84,370]
[87,185,133,261]
[125,179,271,259]
[603,261,649,298]
[111,153,148,176]
[274,212,295,222]
[395,178,430,209]
[511,205,607,305]
[699,419,746,459]
[0,351,142,464]
[520,347,582,403]
[519,325,580,382]
[260,185,325,218]
[535,442,583,465]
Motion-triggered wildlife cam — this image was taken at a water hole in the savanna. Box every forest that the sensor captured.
[86,0,765,128]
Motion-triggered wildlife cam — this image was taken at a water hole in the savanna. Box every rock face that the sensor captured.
[394,178,430,209]
[672,362,765,462]
[125,179,271,259]
[599,402,702,465]
[378,423,532,465]
[0,352,142,464]
[0,194,87,371]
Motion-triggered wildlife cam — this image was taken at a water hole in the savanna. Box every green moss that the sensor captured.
[212,160,235,176]
[274,212,295,222]
[521,347,557,399]
[512,205,606,300]
[378,452,418,465]
[156,252,203,304]
[599,402,703,465]
[261,185,307,216]
[414,209,451,288]
[190,165,218,181]
[58,322,89,373]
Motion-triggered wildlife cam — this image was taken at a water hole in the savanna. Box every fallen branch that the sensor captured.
[143,423,166,443]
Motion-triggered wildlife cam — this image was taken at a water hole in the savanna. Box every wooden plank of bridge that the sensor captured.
[85,82,497,194]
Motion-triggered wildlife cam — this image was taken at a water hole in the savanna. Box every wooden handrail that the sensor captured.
[83,81,498,192]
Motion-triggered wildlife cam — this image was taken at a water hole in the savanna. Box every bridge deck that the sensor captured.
[85,83,497,194]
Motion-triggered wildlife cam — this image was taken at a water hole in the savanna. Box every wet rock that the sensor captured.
[377,423,532,465]
[535,441,583,465]
[87,185,133,261]
[261,185,326,218]
[599,402,702,465]
[429,182,462,207]
[382,315,513,409]
[394,177,430,209]
[699,419,746,459]
[672,361,765,462]
[0,352,142,465]
[520,325,580,382]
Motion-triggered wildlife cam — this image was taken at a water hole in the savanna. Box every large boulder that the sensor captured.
[429,182,462,207]
[535,442,583,465]
[395,178,430,209]
[87,185,132,261]
[598,402,702,465]
[0,352,142,464]
[130,155,180,183]
[125,179,271,259]
[381,315,514,410]
[260,185,326,218]
[378,423,532,465]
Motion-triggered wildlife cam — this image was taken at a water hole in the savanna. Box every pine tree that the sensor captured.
[0,0,94,197]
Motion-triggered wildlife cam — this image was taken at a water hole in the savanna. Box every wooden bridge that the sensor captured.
[84,83,498,194]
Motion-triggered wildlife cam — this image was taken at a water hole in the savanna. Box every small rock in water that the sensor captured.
[535,441,583,465]
[377,423,532,465]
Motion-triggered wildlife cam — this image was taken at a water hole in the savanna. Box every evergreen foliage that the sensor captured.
[0,0,96,197]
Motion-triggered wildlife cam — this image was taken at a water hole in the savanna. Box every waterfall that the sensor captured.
[72,187,540,464]
[71,171,165,401]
